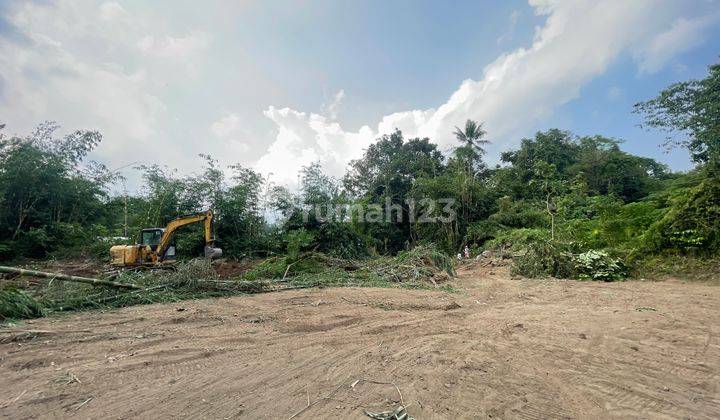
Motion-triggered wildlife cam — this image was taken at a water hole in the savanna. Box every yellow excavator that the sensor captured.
[109,210,222,267]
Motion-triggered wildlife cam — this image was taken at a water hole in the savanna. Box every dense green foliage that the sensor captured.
[0,287,45,320]
[635,62,720,172]
[1,61,719,285]
[0,122,112,259]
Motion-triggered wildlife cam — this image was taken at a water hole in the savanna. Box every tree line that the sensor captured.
[1,61,718,279]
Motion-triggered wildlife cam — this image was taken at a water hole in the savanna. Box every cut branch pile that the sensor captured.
[1,246,455,320]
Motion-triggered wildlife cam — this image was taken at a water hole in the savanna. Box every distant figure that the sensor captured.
[464,245,470,259]
[457,253,462,260]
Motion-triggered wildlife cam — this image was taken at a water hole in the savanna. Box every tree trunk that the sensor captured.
[546,193,555,240]
[12,211,26,241]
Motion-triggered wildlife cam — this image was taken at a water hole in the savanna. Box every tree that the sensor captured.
[214,164,266,257]
[451,119,490,176]
[453,119,489,154]
[500,129,579,199]
[0,122,111,258]
[299,162,340,206]
[409,171,497,251]
[572,136,667,202]
[344,130,443,197]
[344,130,444,253]
[635,61,720,172]
[531,161,565,240]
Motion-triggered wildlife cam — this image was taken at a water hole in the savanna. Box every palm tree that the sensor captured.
[453,119,489,155]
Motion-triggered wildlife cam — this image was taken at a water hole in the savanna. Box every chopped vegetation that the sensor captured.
[0,288,45,321]
[1,246,455,321]
[1,61,719,318]
[245,245,454,288]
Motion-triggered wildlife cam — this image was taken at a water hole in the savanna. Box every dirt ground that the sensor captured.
[1,263,719,419]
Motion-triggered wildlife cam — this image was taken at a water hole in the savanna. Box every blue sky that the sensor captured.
[1,0,719,188]
[548,45,720,170]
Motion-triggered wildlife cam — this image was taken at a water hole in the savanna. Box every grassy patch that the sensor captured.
[633,254,720,284]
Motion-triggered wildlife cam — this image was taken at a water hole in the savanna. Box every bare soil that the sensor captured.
[1,263,719,419]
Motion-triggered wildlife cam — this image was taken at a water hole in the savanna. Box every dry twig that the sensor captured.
[289,377,348,419]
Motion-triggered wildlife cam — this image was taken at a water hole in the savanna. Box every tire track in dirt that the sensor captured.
[2,267,719,418]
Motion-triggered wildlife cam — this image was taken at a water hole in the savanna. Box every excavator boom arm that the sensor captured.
[156,210,215,259]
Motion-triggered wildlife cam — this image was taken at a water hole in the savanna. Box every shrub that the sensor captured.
[465,220,502,246]
[163,258,219,287]
[511,238,574,278]
[641,177,720,255]
[242,257,289,280]
[484,228,550,252]
[394,244,455,277]
[283,211,370,259]
[0,242,12,262]
[285,228,315,260]
[0,288,45,321]
[489,199,548,229]
[315,222,369,259]
[572,250,627,281]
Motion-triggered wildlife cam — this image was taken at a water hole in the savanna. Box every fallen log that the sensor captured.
[0,266,141,290]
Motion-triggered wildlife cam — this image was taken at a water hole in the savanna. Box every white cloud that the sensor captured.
[0,4,165,151]
[210,113,251,154]
[497,10,521,45]
[137,31,212,59]
[256,107,374,185]
[1,0,715,192]
[0,0,213,181]
[99,1,127,21]
[259,0,715,185]
[211,113,242,138]
[635,14,719,74]
[321,89,346,121]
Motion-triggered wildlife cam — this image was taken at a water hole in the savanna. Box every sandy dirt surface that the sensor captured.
[1,263,719,419]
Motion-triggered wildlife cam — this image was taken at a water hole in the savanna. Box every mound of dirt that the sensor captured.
[212,259,257,279]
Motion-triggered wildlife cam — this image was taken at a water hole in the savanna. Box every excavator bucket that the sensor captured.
[204,245,223,259]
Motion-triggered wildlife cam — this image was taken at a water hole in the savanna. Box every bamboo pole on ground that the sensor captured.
[0,266,141,290]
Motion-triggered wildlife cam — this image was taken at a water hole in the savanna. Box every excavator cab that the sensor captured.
[140,228,177,260]
[141,228,164,251]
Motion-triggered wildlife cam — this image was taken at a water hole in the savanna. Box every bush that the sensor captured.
[283,211,370,259]
[633,254,720,283]
[572,250,627,281]
[489,199,548,229]
[315,222,369,259]
[394,244,456,278]
[162,258,219,287]
[81,236,129,261]
[242,254,328,281]
[559,200,663,251]
[465,220,502,246]
[484,228,550,252]
[242,257,289,280]
[0,242,12,261]
[511,238,574,278]
[242,245,454,287]
[285,228,315,260]
[641,177,720,255]
[0,288,46,321]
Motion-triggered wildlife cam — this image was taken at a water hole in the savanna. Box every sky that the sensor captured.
[1,0,719,191]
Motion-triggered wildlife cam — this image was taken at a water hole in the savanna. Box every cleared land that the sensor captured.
[1,263,719,419]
